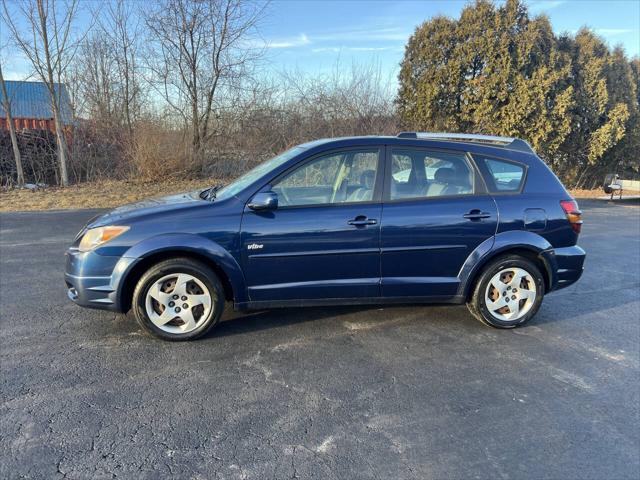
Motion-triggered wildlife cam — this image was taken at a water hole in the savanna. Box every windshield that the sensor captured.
[213,146,306,201]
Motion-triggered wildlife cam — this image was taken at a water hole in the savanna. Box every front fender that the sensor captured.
[114,233,247,307]
[457,230,558,298]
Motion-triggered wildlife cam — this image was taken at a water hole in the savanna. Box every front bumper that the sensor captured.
[552,245,586,291]
[65,248,135,312]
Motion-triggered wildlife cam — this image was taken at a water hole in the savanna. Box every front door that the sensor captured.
[381,147,498,298]
[241,147,384,302]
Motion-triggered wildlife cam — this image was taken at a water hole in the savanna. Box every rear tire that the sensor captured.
[467,255,545,328]
[132,258,224,341]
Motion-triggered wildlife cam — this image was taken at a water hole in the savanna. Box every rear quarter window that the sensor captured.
[476,156,526,193]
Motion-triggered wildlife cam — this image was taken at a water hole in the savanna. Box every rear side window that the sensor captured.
[478,156,526,192]
[391,153,412,184]
[389,148,475,200]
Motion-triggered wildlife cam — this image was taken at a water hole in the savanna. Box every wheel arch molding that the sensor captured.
[114,233,247,312]
[457,230,558,299]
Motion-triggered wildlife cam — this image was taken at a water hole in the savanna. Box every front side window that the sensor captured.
[272,149,380,207]
[389,149,475,200]
[215,146,306,200]
[478,156,525,192]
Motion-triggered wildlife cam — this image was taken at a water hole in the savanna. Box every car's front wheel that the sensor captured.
[132,258,224,341]
[467,255,545,328]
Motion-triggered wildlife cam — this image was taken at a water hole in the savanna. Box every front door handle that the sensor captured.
[348,215,377,227]
[463,210,491,220]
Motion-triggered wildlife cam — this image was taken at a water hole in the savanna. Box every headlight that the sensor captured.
[78,226,129,252]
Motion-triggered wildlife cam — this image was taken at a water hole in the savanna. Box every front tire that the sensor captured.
[467,255,545,328]
[132,258,224,341]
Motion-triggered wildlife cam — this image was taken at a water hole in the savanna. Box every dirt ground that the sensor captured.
[0,179,224,212]
[569,188,607,198]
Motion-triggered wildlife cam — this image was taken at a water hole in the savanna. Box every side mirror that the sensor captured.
[248,191,278,211]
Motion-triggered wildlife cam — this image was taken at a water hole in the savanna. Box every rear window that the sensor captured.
[478,156,525,192]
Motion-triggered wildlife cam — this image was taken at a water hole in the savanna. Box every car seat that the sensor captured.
[347,170,376,202]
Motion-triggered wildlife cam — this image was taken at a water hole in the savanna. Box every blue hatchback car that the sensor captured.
[66,132,585,340]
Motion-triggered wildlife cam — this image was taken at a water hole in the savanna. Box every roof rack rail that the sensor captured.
[396,132,534,154]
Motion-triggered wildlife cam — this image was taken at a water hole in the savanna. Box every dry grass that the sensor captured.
[0,179,223,212]
[569,189,604,198]
[0,181,604,212]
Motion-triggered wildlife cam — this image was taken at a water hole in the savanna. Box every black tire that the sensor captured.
[132,258,224,341]
[467,254,545,328]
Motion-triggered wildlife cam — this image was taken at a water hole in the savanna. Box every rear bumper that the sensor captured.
[551,245,585,291]
[64,249,135,312]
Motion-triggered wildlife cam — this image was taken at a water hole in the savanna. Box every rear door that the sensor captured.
[380,147,498,298]
[241,146,384,302]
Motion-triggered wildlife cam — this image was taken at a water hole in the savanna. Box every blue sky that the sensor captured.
[259,0,639,78]
[1,0,639,82]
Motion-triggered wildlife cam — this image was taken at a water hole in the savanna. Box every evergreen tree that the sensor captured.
[398,0,638,188]
[557,30,633,186]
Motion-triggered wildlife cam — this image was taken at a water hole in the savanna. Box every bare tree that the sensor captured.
[1,0,82,186]
[96,0,142,136]
[71,0,142,131]
[275,60,398,143]
[0,63,26,185]
[73,34,119,122]
[144,0,265,168]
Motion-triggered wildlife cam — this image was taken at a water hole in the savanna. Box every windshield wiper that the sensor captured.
[201,183,224,201]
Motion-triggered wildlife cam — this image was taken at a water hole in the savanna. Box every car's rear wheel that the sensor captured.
[467,255,544,328]
[132,258,224,341]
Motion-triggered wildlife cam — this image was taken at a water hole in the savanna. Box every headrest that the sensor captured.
[360,170,376,189]
[434,167,456,184]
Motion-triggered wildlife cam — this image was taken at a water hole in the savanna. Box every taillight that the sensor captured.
[560,199,582,234]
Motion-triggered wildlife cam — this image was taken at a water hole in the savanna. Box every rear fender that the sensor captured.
[457,230,558,298]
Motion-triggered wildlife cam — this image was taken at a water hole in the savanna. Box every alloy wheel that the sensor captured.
[145,273,213,334]
[484,267,537,322]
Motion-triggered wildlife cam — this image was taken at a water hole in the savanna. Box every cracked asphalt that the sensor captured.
[1,199,639,479]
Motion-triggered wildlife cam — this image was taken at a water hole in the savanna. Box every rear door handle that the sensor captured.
[348,216,377,226]
[463,210,491,220]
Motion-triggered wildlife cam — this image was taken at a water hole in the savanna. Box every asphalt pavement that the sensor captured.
[1,199,639,479]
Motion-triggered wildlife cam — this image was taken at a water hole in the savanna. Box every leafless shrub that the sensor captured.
[68,121,129,182]
[194,60,399,178]
[130,120,191,180]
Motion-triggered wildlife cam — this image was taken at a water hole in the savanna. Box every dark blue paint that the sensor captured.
[524,208,547,231]
[65,135,585,313]
[380,195,498,297]
[241,202,382,301]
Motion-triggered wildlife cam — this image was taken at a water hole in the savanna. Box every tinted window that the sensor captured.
[389,149,474,200]
[273,149,379,206]
[481,157,525,192]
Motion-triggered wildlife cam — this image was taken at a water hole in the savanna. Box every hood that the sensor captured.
[88,190,207,227]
